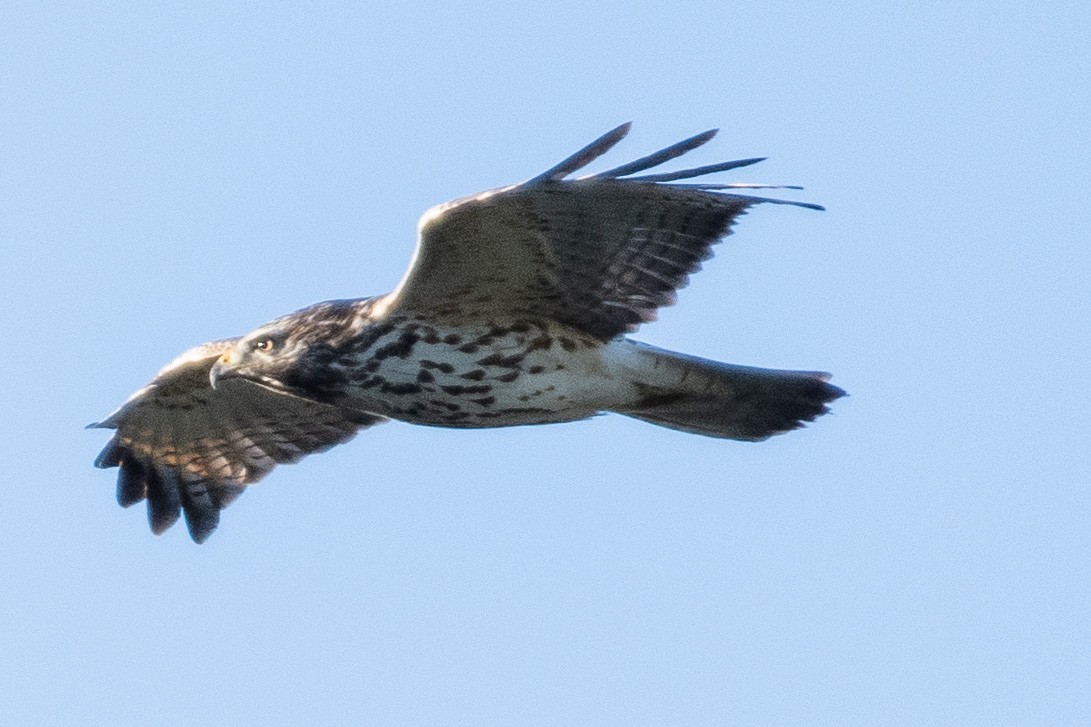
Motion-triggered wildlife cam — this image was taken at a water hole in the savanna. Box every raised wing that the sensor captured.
[91,340,383,542]
[386,123,823,339]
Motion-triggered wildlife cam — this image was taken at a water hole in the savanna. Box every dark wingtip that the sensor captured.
[619,155,768,183]
[184,510,220,544]
[691,128,719,145]
[96,432,243,542]
[145,468,182,535]
[737,156,767,169]
[117,487,144,508]
[526,122,634,184]
[116,453,148,508]
[149,512,180,536]
[726,195,825,212]
[592,128,725,180]
[181,484,224,544]
[94,440,123,469]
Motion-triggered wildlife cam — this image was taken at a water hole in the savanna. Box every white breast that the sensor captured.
[342,319,638,428]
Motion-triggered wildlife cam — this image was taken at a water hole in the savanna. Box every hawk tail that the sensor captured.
[613,342,845,441]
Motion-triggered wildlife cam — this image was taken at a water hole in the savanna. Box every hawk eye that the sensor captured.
[252,337,279,352]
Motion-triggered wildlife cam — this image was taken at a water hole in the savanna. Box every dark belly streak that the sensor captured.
[332,317,612,427]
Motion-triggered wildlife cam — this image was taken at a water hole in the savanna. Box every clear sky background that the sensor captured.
[2,2,1088,725]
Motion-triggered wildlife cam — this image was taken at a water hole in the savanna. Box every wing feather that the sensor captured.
[525,122,632,183]
[115,452,148,508]
[587,128,718,179]
[387,126,822,339]
[91,340,384,542]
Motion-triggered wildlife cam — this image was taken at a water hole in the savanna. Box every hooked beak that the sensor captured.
[209,353,239,390]
[209,352,294,397]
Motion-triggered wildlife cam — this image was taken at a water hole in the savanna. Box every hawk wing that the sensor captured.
[385,123,822,339]
[90,339,384,542]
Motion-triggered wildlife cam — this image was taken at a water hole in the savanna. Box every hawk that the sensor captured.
[91,123,845,542]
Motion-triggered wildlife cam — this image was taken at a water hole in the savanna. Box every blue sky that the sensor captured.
[2,2,1088,724]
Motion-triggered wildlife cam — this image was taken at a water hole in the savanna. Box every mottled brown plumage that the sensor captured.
[91,124,843,542]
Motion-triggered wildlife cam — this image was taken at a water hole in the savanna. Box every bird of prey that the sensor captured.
[91,123,845,542]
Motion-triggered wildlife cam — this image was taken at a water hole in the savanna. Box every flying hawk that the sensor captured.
[91,123,845,542]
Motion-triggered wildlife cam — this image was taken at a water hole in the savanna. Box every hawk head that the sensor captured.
[210,299,364,402]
